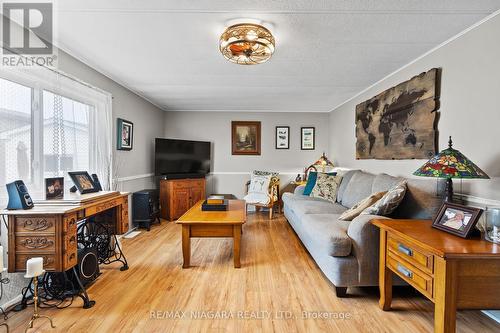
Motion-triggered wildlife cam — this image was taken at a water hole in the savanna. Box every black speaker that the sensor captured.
[6,180,33,210]
[72,247,100,287]
[132,189,160,231]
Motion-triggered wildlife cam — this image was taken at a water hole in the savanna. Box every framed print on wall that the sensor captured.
[301,127,315,150]
[117,118,133,151]
[232,121,261,155]
[275,126,290,149]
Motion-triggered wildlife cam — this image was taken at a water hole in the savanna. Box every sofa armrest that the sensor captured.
[347,214,391,285]
[294,185,306,195]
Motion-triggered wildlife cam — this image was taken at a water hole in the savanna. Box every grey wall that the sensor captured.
[58,50,165,191]
[329,13,500,200]
[164,111,330,198]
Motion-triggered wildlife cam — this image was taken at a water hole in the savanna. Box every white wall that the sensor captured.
[58,50,165,191]
[164,111,330,198]
[329,13,500,200]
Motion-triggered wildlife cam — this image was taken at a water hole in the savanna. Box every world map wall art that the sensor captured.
[355,68,440,159]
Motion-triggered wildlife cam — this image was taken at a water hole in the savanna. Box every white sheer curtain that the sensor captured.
[0,66,113,199]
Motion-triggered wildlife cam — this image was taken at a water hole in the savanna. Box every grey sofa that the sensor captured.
[282,170,444,297]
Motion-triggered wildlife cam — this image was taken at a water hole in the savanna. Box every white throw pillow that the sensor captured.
[362,180,407,216]
[244,174,272,205]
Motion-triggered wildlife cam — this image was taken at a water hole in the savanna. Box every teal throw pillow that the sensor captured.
[303,171,337,196]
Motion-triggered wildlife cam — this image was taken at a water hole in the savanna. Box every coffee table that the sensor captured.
[176,199,246,268]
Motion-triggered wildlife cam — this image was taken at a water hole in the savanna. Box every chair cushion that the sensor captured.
[363,180,407,216]
[339,191,387,221]
[310,173,343,203]
[301,214,352,257]
[341,171,376,208]
[244,171,272,204]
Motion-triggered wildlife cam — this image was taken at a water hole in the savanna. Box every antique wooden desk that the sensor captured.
[2,191,129,273]
[373,219,500,333]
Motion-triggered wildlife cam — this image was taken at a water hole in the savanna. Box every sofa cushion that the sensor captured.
[336,170,359,203]
[310,173,343,203]
[339,191,387,221]
[288,197,348,217]
[363,180,407,216]
[391,178,445,219]
[372,173,404,193]
[341,171,376,208]
[301,214,352,257]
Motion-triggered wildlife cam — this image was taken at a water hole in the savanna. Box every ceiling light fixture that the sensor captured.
[219,23,275,65]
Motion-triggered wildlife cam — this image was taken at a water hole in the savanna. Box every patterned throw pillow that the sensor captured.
[310,173,343,203]
[303,171,337,196]
[362,180,408,216]
[339,191,387,221]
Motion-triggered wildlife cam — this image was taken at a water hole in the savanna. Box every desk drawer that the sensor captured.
[388,235,433,274]
[63,214,77,233]
[16,235,56,252]
[16,253,56,271]
[387,252,433,299]
[15,217,55,233]
[64,234,77,252]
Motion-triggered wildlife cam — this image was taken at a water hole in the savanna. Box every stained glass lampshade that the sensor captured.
[413,136,489,202]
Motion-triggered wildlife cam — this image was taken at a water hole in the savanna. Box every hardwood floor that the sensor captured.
[4,213,499,332]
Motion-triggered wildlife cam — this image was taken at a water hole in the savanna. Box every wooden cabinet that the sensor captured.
[160,178,206,220]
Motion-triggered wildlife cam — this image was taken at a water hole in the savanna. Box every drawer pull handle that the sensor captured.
[397,264,413,278]
[397,243,413,257]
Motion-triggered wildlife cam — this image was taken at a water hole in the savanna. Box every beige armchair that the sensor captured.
[244,173,280,219]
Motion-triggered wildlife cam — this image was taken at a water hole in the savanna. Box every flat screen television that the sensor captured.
[155,138,211,178]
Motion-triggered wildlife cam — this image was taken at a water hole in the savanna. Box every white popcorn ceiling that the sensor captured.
[55,0,500,112]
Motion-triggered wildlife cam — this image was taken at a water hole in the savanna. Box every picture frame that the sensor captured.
[117,118,133,150]
[432,202,483,238]
[68,171,99,194]
[45,177,64,200]
[275,126,290,149]
[231,121,261,155]
[301,127,315,150]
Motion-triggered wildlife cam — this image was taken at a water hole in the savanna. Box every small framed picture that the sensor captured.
[68,171,99,194]
[301,127,315,150]
[432,202,483,238]
[117,118,133,150]
[45,177,64,200]
[275,126,290,149]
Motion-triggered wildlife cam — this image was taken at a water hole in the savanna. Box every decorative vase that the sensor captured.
[485,207,500,244]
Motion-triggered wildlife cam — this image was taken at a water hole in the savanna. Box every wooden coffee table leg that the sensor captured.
[233,224,242,268]
[182,225,191,268]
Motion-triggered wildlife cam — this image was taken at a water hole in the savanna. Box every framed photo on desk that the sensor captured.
[68,171,99,194]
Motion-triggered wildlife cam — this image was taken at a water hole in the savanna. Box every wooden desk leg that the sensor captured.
[233,225,242,268]
[434,258,458,333]
[182,225,191,268]
[379,230,392,310]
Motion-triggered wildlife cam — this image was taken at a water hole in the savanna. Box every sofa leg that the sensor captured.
[335,287,348,298]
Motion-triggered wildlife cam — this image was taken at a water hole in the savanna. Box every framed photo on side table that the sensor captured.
[432,202,483,238]
[68,171,99,194]
[275,126,290,149]
[117,118,133,150]
[301,127,315,150]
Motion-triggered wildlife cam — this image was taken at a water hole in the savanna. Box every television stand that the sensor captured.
[159,178,206,220]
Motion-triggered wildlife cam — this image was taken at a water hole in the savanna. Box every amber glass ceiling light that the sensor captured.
[219,23,275,65]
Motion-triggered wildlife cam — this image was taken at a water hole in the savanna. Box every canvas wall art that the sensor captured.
[355,68,440,159]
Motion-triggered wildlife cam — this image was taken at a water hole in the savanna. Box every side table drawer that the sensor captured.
[388,235,434,274]
[387,252,433,299]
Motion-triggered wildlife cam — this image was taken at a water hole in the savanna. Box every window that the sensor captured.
[0,78,33,188]
[0,68,112,203]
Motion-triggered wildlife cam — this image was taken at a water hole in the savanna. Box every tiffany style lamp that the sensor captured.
[414,137,489,202]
